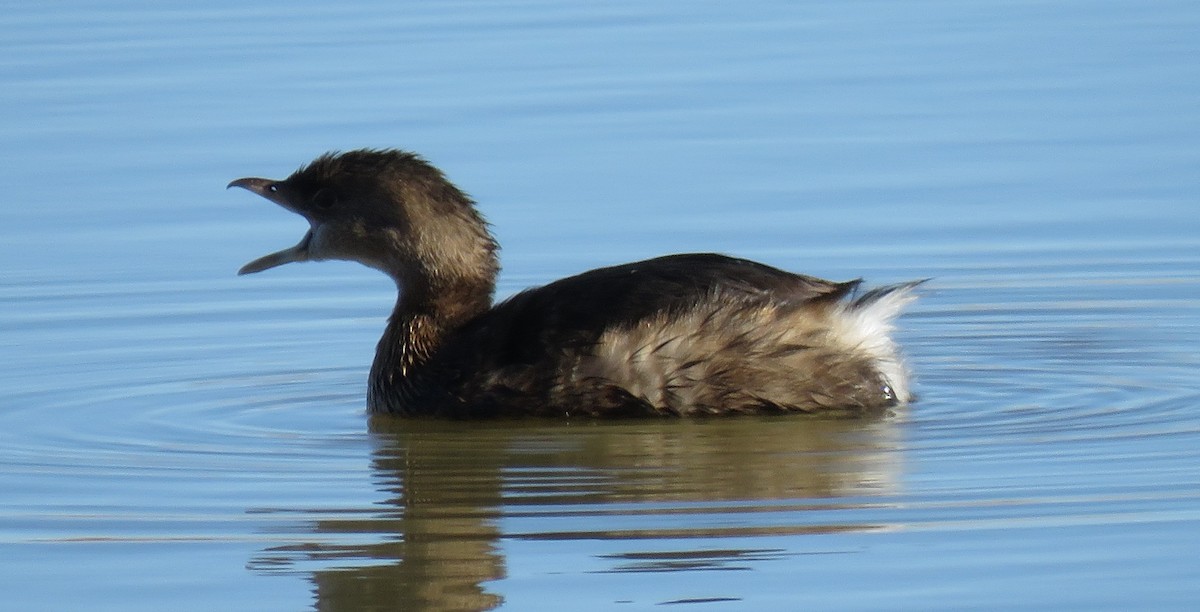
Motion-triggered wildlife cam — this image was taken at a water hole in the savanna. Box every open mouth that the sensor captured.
[228,177,313,275]
[237,228,313,275]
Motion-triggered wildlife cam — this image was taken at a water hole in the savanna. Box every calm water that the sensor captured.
[3,1,1199,610]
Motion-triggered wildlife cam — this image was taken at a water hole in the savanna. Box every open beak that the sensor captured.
[228,177,312,275]
[236,230,313,275]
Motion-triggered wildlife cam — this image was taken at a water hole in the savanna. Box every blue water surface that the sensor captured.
[2,1,1199,610]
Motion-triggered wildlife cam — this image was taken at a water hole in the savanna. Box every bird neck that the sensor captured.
[367,272,495,413]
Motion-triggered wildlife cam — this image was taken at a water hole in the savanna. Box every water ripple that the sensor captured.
[4,254,1199,612]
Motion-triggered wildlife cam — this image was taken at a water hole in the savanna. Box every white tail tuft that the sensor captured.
[830,281,924,402]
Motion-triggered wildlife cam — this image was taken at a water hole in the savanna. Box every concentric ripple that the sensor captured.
[4,252,1199,611]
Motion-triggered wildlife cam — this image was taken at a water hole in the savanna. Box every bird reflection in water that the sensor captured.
[249,415,903,611]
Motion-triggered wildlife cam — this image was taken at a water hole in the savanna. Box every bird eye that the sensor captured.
[312,188,337,210]
[268,184,279,193]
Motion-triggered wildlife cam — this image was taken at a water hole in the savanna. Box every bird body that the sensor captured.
[231,149,921,418]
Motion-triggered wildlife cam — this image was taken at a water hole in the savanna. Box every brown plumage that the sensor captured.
[230,149,922,418]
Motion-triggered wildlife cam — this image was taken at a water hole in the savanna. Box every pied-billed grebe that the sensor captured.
[230,149,922,418]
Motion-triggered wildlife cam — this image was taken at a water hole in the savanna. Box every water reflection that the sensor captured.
[252,415,904,611]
